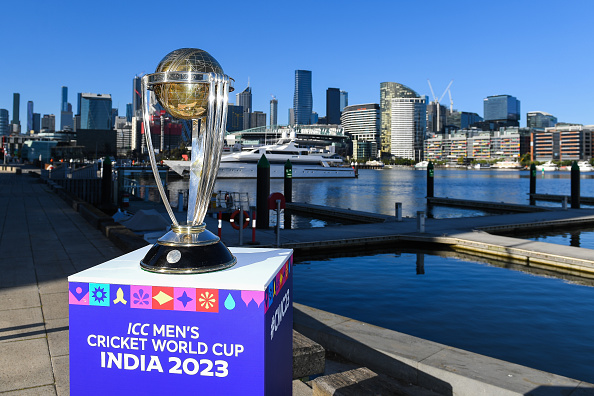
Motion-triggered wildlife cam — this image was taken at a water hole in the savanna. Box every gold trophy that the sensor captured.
[139,48,236,274]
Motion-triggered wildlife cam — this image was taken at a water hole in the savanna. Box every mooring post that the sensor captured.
[395,202,402,222]
[276,199,281,247]
[529,163,536,206]
[417,211,426,233]
[563,196,568,210]
[257,155,270,229]
[571,161,580,209]
[284,159,292,229]
[427,161,434,198]
[101,156,112,207]
[238,209,244,246]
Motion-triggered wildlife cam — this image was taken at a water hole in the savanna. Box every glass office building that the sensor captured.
[527,111,557,129]
[270,97,278,126]
[80,93,113,130]
[326,88,341,125]
[391,96,427,161]
[0,109,9,135]
[27,101,34,133]
[293,70,312,125]
[483,95,520,122]
[340,91,348,112]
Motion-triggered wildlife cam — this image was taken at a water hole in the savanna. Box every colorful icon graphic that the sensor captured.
[89,283,110,306]
[113,288,127,305]
[224,293,236,310]
[68,282,89,305]
[152,287,174,310]
[174,288,196,311]
[196,289,219,313]
[130,286,152,309]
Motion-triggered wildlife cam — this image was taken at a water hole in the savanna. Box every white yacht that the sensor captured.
[577,161,594,172]
[536,161,558,171]
[492,161,522,169]
[220,139,343,165]
[414,161,429,169]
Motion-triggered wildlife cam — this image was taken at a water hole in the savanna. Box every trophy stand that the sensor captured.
[68,49,293,395]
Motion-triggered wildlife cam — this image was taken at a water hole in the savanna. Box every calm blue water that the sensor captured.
[524,229,594,249]
[293,252,594,383]
[210,168,594,219]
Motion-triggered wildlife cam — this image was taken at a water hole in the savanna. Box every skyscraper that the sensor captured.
[27,101,34,133]
[42,114,56,132]
[483,95,520,122]
[132,76,142,118]
[326,88,341,125]
[80,93,113,130]
[33,113,41,133]
[340,91,348,112]
[391,96,427,161]
[0,109,9,135]
[77,93,82,116]
[527,111,557,129]
[293,70,312,125]
[61,86,68,112]
[126,103,133,122]
[270,97,278,126]
[380,83,419,156]
[237,85,252,130]
[11,93,20,129]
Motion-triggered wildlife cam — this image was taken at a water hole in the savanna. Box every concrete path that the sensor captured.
[0,173,123,395]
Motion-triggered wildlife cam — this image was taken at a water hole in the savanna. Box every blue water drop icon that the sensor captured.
[224,294,235,310]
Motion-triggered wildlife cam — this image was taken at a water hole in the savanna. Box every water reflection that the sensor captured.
[293,249,594,383]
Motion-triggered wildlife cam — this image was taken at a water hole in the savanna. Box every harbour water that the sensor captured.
[293,251,594,383]
[165,167,594,221]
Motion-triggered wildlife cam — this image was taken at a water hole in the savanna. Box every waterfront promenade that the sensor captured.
[4,171,594,394]
[0,172,123,395]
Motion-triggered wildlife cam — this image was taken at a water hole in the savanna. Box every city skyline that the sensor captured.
[0,1,592,127]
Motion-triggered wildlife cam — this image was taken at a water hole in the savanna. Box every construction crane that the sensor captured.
[427,79,453,133]
[447,88,453,113]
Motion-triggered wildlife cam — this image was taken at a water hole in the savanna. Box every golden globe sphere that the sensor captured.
[152,48,224,120]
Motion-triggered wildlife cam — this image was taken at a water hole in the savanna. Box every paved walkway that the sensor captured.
[0,173,123,395]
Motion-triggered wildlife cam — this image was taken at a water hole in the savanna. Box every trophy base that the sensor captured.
[140,229,236,274]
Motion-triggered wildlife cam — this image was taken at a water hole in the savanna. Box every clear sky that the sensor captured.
[1,0,593,127]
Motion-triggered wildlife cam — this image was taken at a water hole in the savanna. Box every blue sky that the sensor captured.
[1,0,593,127]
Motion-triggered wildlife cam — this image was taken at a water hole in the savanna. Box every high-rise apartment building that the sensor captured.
[132,76,142,118]
[42,114,56,132]
[380,83,421,157]
[126,103,133,123]
[426,102,447,134]
[326,88,341,125]
[27,101,34,133]
[341,103,380,159]
[527,111,557,130]
[483,94,520,122]
[391,95,427,161]
[293,70,312,125]
[61,86,68,112]
[11,93,20,133]
[340,91,348,112]
[226,104,244,132]
[270,97,278,126]
[33,113,41,133]
[0,109,9,135]
[532,125,592,161]
[80,93,113,130]
[237,85,252,130]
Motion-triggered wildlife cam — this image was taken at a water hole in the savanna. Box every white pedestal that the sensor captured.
[68,246,293,395]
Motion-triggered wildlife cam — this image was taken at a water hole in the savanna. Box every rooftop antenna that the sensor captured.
[427,79,454,132]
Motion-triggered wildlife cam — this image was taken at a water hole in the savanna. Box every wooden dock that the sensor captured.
[427,196,552,212]
[285,202,392,223]
[531,193,594,204]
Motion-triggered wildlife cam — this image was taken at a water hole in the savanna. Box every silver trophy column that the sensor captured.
[138,48,235,274]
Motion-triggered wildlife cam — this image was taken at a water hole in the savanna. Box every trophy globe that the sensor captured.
[139,48,236,274]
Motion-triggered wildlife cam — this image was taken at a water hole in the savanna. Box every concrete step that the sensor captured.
[312,367,441,396]
[293,330,325,379]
